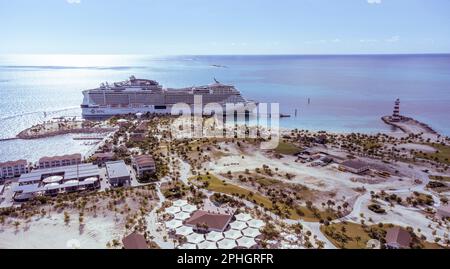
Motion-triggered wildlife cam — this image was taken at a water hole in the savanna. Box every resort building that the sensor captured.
[129,132,146,142]
[0,159,29,181]
[132,155,156,178]
[339,160,371,174]
[184,210,234,232]
[38,154,82,169]
[13,163,101,201]
[385,227,412,249]
[122,232,148,249]
[106,160,131,187]
[91,152,116,166]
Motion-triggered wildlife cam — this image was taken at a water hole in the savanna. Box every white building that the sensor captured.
[106,160,131,187]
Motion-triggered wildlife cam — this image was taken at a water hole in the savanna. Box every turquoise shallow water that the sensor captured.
[1,54,450,162]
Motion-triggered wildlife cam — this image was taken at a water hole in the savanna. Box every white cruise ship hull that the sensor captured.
[82,106,172,118]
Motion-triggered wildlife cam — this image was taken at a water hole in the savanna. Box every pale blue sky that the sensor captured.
[1,0,450,55]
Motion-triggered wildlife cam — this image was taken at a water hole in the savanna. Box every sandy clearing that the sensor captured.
[0,213,122,249]
[396,143,437,153]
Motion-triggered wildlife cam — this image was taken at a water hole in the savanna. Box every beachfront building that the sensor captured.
[38,154,82,169]
[339,160,371,174]
[132,155,156,178]
[385,227,412,249]
[13,163,101,201]
[106,160,131,187]
[122,232,148,249]
[91,152,116,166]
[129,132,146,142]
[184,210,235,233]
[0,159,29,181]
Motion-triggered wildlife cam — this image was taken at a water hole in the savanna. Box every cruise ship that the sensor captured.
[81,76,251,118]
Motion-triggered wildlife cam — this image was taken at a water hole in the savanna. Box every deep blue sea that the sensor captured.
[1,54,450,162]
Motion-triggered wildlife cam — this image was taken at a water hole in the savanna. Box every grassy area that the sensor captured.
[321,222,445,249]
[161,180,189,199]
[274,141,301,155]
[415,143,450,165]
[190,174,337,222]
[321,222,386,249]
[429,175,450,182]
[254,177,280,187]
[363,141,382,151]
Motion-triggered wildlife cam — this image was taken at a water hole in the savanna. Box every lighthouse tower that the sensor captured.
[392,98,401,122]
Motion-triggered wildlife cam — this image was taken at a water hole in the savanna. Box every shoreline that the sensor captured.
[381,115,439,136]
[16,127,116,140]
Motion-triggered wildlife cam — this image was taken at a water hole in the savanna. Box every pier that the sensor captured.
[382,98,438,136]
[382,116,438,136]
[0,137,19,142]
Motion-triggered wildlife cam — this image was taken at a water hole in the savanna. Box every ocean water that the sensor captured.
[1,54,450,162]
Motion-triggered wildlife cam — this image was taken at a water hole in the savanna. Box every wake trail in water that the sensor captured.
[0,106,80,122]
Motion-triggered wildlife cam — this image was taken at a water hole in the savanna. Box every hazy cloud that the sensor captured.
[367,0,382,4]
[67,0,81,4]
[359,39,378,43]
[386,36,400,43]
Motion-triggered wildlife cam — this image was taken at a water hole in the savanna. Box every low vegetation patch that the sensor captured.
[429,175,450,182]
[161,180,189,199]
[274,141,302,155]
[321,222,444,249]
[368,204,386,214]
[415,143,450,165]
[406,192,434,206]
[190,174,338,222]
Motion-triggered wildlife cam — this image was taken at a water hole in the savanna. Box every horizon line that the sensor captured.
[1,52,450,57]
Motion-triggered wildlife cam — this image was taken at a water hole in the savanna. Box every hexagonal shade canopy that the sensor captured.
[242,227,261,238]
[197,241,218,249]
[173,200,188,207]
[181,204,197,213]
[217,239,237,249]
[165,206,182,214]
[236,237,257,248]
[165,219,183,230]
[186,233,205,244]
[174,211,191,220]
[246,219,265,229]
[205,231,225,242]
[234,213,252,222]
[176,226,194,236]
[224,229,243,240]
[229,221,248,231]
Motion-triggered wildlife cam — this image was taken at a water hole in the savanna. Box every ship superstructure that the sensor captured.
[81,76,249,118]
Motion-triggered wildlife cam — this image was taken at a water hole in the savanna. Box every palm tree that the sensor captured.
[13,221,20,230]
